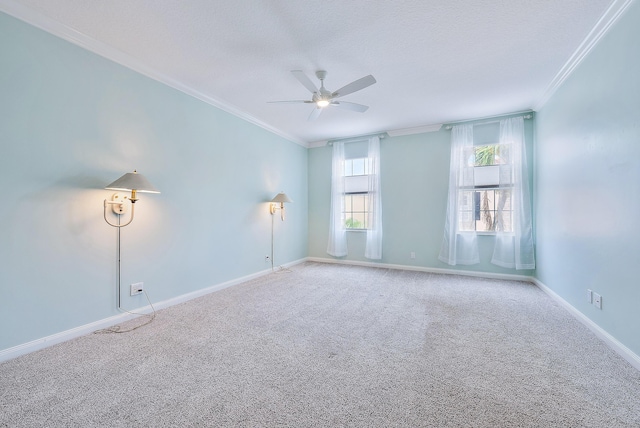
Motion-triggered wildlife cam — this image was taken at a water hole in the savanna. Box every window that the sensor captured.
[343,157,371,229]
[458,144,513,232]
[440,117,533,269]
[327,137,382,259]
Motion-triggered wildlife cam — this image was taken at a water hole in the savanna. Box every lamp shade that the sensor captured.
[270,192,292,203]
[105,170,160,194]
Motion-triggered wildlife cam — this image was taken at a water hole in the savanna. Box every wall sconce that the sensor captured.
[103,170,159,312]
[103,170,160,228]
[269,192,292,272]
[269,192,293,221]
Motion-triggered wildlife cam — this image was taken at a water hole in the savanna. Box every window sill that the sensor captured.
[346,229,367,233]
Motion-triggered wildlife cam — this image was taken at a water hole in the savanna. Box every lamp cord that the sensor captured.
[117,216,121,309]
[94,289,156,334]
[99,199,156,333]
[270,209,292,274]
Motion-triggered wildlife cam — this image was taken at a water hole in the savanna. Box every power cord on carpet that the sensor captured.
[96,213,157,334]
[94,289,157,334]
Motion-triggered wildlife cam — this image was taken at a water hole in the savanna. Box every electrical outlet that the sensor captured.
[410,252,416,259]
[586,289,593,304]
[593,293,602,309]
[130,282,143,296]
[265,255,270,263]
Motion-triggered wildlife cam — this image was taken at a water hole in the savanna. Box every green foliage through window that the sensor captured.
[459,144,513,232]
[469,144,509,167]
[345,218,364,229]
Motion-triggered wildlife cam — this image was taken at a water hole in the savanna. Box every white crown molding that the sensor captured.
[442,110,534,129]
[534,0,634,111]
[308,123,444,148]
[387,123,443,137]
[0,0,308,148]
[307,140,329,148]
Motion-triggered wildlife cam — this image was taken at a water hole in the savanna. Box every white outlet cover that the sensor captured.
[130,282,143,296]
[593,293,602,309]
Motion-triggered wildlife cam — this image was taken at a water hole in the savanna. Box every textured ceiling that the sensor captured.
[3,0,616,144]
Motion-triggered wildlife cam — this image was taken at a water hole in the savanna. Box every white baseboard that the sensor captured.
[307,257,640,372]
[4,257,638,373]
[0,258,307,363]
[306,257,533,282]
[532,278,640,372]
[0,313,141,364]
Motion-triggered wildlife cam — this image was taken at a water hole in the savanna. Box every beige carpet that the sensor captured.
[1,262,639,427]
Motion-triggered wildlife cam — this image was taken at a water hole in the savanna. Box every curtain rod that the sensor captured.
[443,111,534,130]
[327,132,387,145]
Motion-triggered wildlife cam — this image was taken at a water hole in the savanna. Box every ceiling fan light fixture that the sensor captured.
[269,70,376,120]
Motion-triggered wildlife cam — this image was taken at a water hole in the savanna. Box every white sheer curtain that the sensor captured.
[326,141,348,257]
[438,124,480,265]
[491,117,535,269]
[365,136,383,259]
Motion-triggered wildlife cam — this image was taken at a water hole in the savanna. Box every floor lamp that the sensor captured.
[269,192,292,271]
[103,170,160,309]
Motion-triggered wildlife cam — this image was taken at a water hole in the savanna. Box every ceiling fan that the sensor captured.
[269,70,376,121]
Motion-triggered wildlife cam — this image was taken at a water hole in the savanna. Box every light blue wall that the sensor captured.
[308,121,535,277]
[535,2,640,356]
[0,12,307,351]
[4,1,637,363]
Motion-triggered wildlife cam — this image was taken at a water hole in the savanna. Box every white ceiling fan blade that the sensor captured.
[267,100,313,104]
[308,107,323,121]
[291,70,318,94]
[331,75,376,98]
[330,101,369,112]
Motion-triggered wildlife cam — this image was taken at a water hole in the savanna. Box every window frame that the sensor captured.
[458,144,514,234]
[343,157,371,231]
